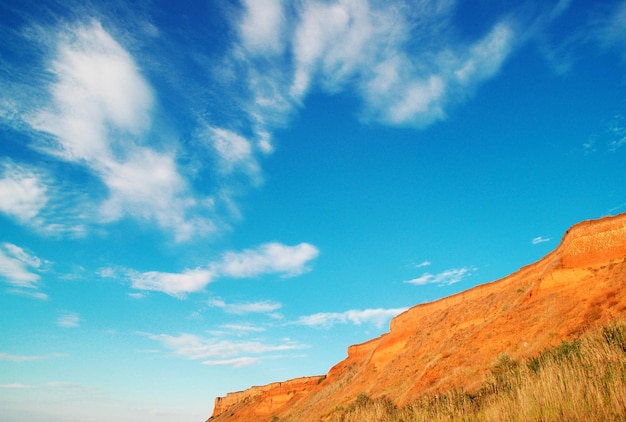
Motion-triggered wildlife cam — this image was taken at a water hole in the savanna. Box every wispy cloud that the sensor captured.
[204,126,262,183]
[0,352,65,363]
[225,0,518,139]
[145,332,307,367]
[404,266,476,286]
[116,241,319,297]
[5,289,49,300]
[0,160,89,236]
[532,236,551,245]
[208,298,282,315]
[2,20,219,241]
[0,383,35,389]
[607,115,626,152]
[202,357,260,368]
[216,242,319,279]
[294,307,408,329]
[56,312,80,328]
[238,0,286,56]
[127,268,215,299]
[0,243,44,295]
[0,161,48,224]
[218,324,266,334]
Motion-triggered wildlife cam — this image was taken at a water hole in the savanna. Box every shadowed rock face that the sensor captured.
[209,213,626,422]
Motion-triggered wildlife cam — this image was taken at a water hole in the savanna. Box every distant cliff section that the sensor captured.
[208,213,626,422]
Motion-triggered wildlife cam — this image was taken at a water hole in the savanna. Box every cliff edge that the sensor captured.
[209,213,626,421]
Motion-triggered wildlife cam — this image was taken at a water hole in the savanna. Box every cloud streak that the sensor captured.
[1,20,220,242]
[56,312,80,328]
[0,161,48,224]
[0,352,65,363]
[216,242,319,279]
[294,307,408,329]
[145,332,307,367]
[208,298,282,315]
[227,0,518,139]
[404,266,476,286]
[114,242,319,297]
[532,236,551,245]
[0,243,44,295]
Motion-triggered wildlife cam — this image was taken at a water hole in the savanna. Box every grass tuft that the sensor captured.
[327,321,626,421]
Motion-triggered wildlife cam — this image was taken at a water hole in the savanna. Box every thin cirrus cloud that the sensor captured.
[1,2,526,242]
[127,268,215,299]
[0,160,88,237]
[404,266,476,286]
[202,357,260,368]
[145,332,307,368]
[0,242,46,298]
[295,307,409,329]
[56,312,81,328]
[0,161,48,225]
[532,236,551,245]
[4,20,216,242]
[216,242,320,279]
[229,0,518,144]
[115,242,319,298]
[0,352,65,363]
[208,298,282,315]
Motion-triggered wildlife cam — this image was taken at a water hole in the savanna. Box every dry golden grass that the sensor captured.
[327,321,626,422]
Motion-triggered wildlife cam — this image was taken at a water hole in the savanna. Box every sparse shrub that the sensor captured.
[603,323,626,352]
[354,392,371,408]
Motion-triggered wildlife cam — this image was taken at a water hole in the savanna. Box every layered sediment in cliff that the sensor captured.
[209,213,626,422]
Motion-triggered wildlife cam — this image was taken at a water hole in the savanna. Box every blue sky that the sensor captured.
[1,0,626,420]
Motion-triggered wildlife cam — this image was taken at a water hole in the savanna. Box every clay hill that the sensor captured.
[208,213,626,422]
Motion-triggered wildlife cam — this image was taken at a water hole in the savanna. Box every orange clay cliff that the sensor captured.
[207,213,626,422]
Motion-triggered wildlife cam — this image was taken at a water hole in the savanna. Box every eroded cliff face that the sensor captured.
[209,213,626,422]
[211,376,325,419]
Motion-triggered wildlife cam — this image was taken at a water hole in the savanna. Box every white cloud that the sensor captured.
[415,261,431,268]
[208,298,282,315]
[205,126,261,183]
[239,0,286,55]
[0,162,48,224]
[0,161,90,236]
[124,241,319,297]
[295,307,408,329]
[219,324,266,334]
[595,1,626,50]
[6,289,49,300]
[0,243,42,289]
[229,0,518,133]
[405,266,475,286]
[56,312,80,328]
[202,357,259,368]
[22,20,214,241]
[0,352,64,363]
[129,268,214,298]
[146,333,306,361]
[532,236,551,245]
[217,242,319,278]
[0,383,35,389]
[607,115,626,152]
[30,20,152,163]
[454,22,514,86]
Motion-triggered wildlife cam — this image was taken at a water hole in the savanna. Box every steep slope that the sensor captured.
[208,213,626,422]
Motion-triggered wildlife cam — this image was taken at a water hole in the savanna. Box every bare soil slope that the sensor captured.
[209,213,626,422]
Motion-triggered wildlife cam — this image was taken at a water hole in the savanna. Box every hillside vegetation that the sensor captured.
[327,321,626,422]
